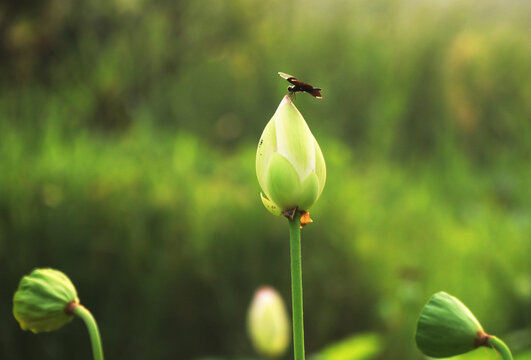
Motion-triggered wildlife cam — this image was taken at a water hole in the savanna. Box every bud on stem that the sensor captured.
[256,96,326,217]
[247,286,290,357]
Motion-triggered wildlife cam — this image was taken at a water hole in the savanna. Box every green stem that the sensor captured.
[289,212,305,360]
[74,305,104,360]
[488,336,513,360]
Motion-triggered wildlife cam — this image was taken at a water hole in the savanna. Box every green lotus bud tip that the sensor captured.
[13,268,79,334]
[256,95,326,216]
[415,291,487,358]
[247,286,290,357]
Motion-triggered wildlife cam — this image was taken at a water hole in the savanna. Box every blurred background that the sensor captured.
[0,0,530,359]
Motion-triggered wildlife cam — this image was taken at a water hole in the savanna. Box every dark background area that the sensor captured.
[0,0,530,359]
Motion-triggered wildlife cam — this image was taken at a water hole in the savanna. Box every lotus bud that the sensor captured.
[248,286,290,357]
[13,268,79,333]
[256,95,326,216]
[415,292,488,358]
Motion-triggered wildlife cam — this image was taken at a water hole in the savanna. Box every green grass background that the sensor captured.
[0,0,529,359]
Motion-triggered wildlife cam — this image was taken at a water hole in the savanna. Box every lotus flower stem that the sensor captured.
[488,336,513,360]
[289,211,305,360]
[74,305,104,360]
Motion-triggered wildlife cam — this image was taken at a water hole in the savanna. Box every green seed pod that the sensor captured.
[13,268,79,333]
[415,292,486,358]
[247,286,290,357]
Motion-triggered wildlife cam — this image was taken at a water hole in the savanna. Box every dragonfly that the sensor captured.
[278,72,322,99]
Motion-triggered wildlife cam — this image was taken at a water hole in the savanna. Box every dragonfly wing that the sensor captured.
[307,89,323,99]
[278,72,296,80]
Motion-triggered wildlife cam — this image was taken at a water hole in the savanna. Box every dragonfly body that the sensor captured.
[278,72,322,99]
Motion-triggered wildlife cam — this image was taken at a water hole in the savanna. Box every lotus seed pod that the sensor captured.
[415,292,486,358]
[13,268,79,333]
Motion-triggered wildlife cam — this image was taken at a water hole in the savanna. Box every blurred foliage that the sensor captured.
[0,0,530,359]
[445,347,531,360]
[311,333,381,360]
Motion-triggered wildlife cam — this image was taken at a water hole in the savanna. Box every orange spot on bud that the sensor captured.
[300,211,313,228]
